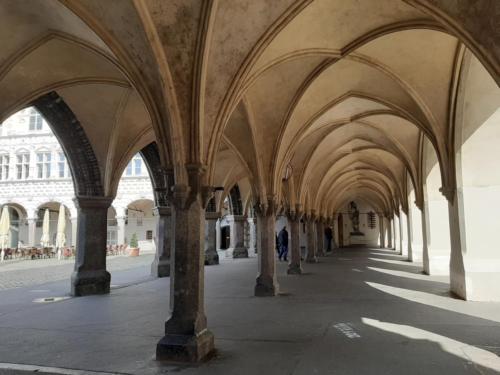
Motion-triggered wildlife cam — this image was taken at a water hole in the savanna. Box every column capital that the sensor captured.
[305,210,316,222]
[73,196,113,210]
[439,186,455,202]
[254,197,277,217]
[153,206,171,217]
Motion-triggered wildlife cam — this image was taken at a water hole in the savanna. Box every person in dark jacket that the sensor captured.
[278,226,289,261]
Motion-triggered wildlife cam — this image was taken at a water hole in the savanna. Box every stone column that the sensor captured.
[287,208,302,274]
[387,217,393,249]
[116,215,126,245]
[379,214,385,248]
[226,215,248,258]
[254,199,279,296]
[71,196,113,297]
[205,212,219,265]
[151,206,171,277]
[27,216,37,247]
[156,179,214,362]
[70,217,78,247]
[316,218,325,257]
[247,217,256,254]
[305,211,318,263]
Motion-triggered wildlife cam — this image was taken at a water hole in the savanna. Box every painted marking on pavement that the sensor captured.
[0,362,126,375]
[33,296,71,303]
[333,323,361,338]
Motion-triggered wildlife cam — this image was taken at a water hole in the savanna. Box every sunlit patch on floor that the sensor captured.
[362,318,500,372]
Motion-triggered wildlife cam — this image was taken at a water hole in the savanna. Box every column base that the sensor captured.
[156,329,215,362]
[287,263,302,275]
[226,247,249,259]
[317,250,325,257]
[71,269,110,296]
[151,258,171,277]
[255,275,279,296]
[305,256,318,263]
[204,249,219,265]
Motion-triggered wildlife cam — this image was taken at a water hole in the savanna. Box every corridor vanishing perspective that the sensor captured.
[0,0,499,373]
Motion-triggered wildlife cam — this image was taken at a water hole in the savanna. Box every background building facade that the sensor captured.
[0,108,157,251]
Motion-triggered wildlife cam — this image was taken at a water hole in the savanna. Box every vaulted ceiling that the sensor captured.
[0,0,498,217]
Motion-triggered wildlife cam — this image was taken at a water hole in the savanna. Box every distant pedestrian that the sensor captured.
[325,227,333,252]
[278,226,289,261]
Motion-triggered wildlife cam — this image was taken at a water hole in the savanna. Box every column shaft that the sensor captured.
[205,212,219,265]
[316,220,325,256]
[151,206,171,277]
[27,218,37,247]
[287,214,302,274]
[305,214,318,263]
[71,196,112,296]
[379,215,385,248]
[156,184,214,362]
[254,201,279,296]
[226,215,248,258]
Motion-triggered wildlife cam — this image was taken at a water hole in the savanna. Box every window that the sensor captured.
[134,157,142,175]
[107,230,117,246]
[29,109,43,131]
[126,162,133,176]
[36,152,51,178]
[146,230,153,240]
[0,154,9,180]
[58,152,68,178]
[368,212,376,229]
[16,153,29,179]
[125,154,143,176]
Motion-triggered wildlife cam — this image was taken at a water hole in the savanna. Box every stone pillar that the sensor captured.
[254,199,279,296]
[379,214,385,248]
[205,212,219,265]
[316,218,325,257]
[287,208,303,274]
[116,216,126,246]
[226,215,248,258]
[305,212,318,263]
[27,216,37,247]
[215,219,221,252]
[387,217,393,249]
[151,206,171,277]
[247,217,256,254]
[156,180,214,362]
[71,196,113,297]
[70,217,78,247]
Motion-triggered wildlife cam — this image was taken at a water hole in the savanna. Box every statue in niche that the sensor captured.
[349,201,364,236]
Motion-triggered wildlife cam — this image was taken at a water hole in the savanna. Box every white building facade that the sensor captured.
[0,107,157,251]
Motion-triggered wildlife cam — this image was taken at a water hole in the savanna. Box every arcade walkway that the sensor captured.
[0,248,499,375]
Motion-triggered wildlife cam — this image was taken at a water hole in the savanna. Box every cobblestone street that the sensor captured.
[0,254,154,291]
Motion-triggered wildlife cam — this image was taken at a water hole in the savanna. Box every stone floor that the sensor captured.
[0,254,156,291]
[0,247,499,374]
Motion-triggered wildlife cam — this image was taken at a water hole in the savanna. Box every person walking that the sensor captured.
[278,226,289,261]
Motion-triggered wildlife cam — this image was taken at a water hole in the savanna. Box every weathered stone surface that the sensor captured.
[287,209,303,275]
[205,212,219,266]
[71,196,113,297]
[254,200,279,297]
[151,206,172,278]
